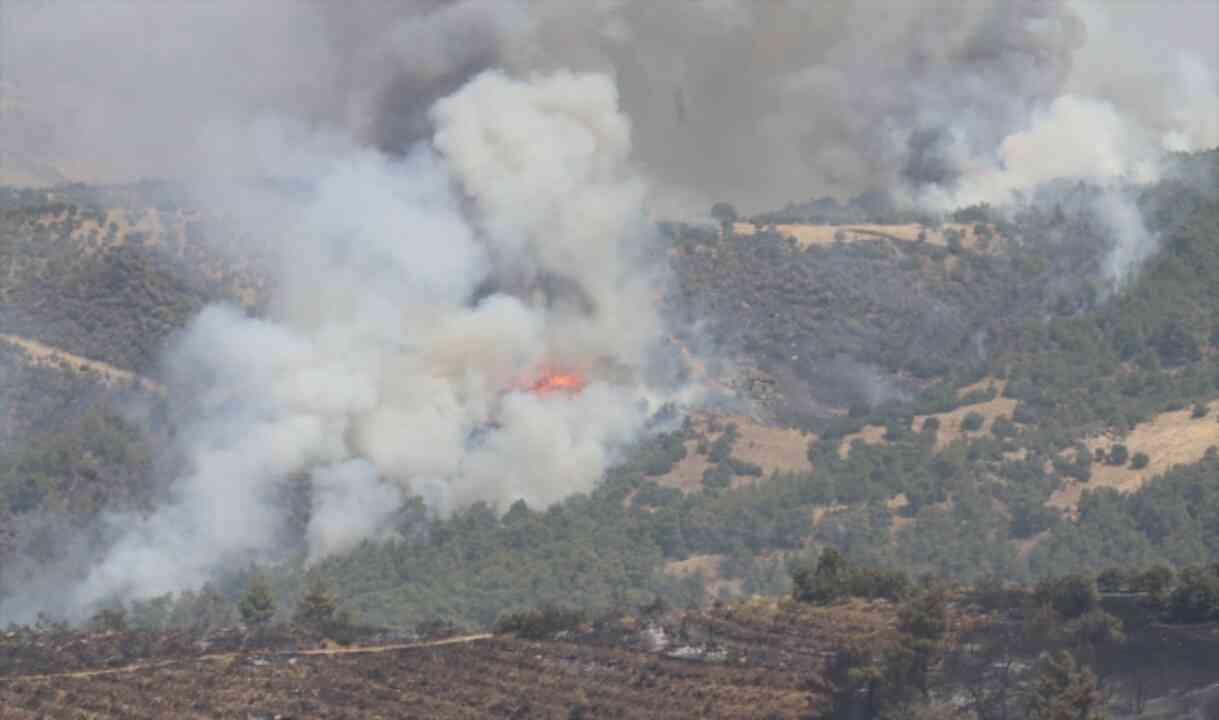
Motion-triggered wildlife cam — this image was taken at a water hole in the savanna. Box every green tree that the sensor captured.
[239,574,276,628]
[1166,566,1219,623]
[710,202,738,235]
[89,605,128,634]
[961,411,985,432]
[895,586,949,699]
[1035,575,1099,621]
[792,547,848,604]
[295,577,338,630]
[1130,452,1150,470]
[1024,651,1106,720]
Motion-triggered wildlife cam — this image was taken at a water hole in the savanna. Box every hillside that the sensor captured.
[4,565,1219,719]
[1,151,1219,716]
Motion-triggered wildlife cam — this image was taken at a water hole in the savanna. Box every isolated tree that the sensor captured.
[239,574,276,628]
[1130,452,1150,470]
[961,411,985,432]
[1024,651,1106,720]
[1106,444,1129,466]
[89,605,128,634]
[295,577,338,630]
[895,586,949,699]
[710,201,738,235]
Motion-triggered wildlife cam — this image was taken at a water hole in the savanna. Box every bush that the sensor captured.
[1130,452,1150,470]
[960,412,985,432]
[1095,568,1128,594]
[726,457,763,477]
[1035,574,1098,620]
[991,416,1017,437]
[1166,567,1219,623]
[1192,401,1210,419]
[495,605,586,640]
[791,548,909,605]
[702,464,733,491]
[1107,444,1129,466]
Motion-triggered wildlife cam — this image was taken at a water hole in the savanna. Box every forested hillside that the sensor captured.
[1,151,1218,717]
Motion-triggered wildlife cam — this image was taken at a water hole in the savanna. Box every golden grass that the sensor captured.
[1048,398,1219,513]
[837,424,888,458]
[656,412,814,492]
[733,221,1002,252]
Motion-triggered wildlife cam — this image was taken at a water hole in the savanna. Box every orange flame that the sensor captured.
[528,370,587,395]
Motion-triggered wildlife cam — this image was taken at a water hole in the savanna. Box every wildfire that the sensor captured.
[527,370,587,395]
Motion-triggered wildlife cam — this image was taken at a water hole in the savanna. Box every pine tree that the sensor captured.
[295,577,338,630]
[1025,651,1107,720]
[239,574,276,628]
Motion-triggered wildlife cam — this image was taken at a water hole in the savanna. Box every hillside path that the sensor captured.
[6,633,495,682]
[0,333,164,394]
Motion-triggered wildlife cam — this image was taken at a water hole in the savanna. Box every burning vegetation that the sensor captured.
[527,369,588,396]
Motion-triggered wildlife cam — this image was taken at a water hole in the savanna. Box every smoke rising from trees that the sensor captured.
[0,0,1215,619]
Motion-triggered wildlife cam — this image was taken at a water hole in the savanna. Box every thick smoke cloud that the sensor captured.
[60,69,663,614]
[4,1,1215,211]
[1,0,1216,618]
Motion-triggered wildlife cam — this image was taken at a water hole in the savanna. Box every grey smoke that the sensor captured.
[3,1,1215,211]
[0,0,1216,619]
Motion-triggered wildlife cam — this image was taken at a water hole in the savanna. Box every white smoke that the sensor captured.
[56,69,669,614]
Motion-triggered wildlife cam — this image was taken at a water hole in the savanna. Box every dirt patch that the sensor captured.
[1048,399,1219,513]
[913,395,1018,452]
[733,221,1002,252]
[838,424,888,458]
[655,412,814,493]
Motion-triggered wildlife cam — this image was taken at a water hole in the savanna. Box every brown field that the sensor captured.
[733,221,1002,252]
[837,423,888,458]
[912,398,1017,452]
[655,413,814,493]
[1048,398,1219,513]
[0,601,907,719]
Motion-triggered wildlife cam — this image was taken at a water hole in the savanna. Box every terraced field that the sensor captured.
[0,601,900,719]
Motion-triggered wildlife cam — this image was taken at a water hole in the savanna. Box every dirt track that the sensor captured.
[13,633,494,682]
[0,333,164,394]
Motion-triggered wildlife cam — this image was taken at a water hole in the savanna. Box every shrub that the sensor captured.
[960,412,985,432]
[495,605,586,640]
[1107,444,1129,466]
[726,457,763,477]
[702,464,733,491]
[1130,452,1150,470]
[1034,574,1098,620]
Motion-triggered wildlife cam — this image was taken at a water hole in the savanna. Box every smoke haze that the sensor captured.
[0,0,1216,618]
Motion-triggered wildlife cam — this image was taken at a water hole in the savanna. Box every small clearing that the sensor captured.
[1048,398,1219,513]
[913,397,1017,452]
[655,412,814,492]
